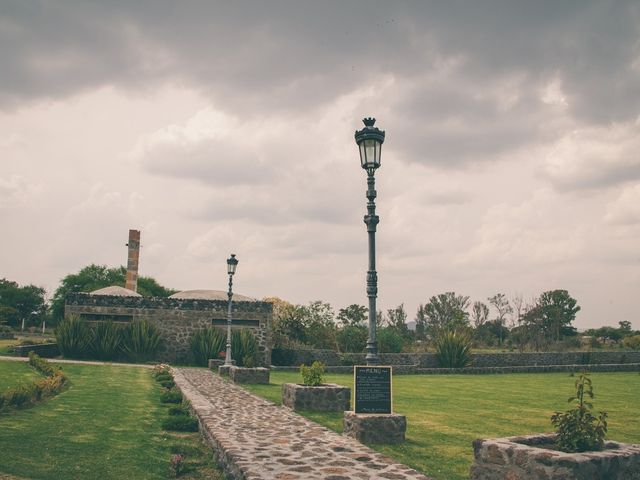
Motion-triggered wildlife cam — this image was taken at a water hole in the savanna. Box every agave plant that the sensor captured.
[90,321,123,361]
[232,328,258,367]
[435,329,472,368]
[121,320,161,363]
[55,315,91,359]
[190,327,226,367]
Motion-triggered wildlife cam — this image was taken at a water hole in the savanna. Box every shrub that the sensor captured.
[435,330,472,368]
[56,315,91,359]
[190,327,226,367]
[28,351,57,377]
[300,361,325,386]
[551,372,608,452]
[622,335,640,350]
[377,327,404,353]
[169,453,186,478]
[337,325,367,353]
[159,378,175,389]
[152,364,171,377]
[162,415,199,432]
[155,372,173,382]
[160,389,183,404]
[121,320,161,362]
[232,328,258,367]
[90,321,123,360]
[168,404,190,416]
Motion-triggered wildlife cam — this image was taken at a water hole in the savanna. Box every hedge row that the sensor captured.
[0,353,68,413]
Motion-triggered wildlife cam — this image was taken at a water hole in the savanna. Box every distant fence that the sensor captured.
[272,348,640,371]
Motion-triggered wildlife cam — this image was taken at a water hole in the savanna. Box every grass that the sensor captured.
[242,371,640,480]
[0,360,222,479]
[0,361,40,390]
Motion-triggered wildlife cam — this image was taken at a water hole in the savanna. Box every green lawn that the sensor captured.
[243,371,640,480]
[0,361,40,390]
[0,361,170,479]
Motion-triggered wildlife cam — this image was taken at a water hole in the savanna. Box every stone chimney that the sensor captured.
[125,229,141,292]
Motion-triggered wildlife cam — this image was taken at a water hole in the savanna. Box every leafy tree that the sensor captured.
[336,304,367,326]
[488,293,513,344]
[376,327,404,353]
[538,289,580,341]
[471,301,489,328]
[386,303,409,336]
[51,264,176,321]
[336,325,367,353]
[618,321,632,333]
[414,304,428,340]
[303,301,337,349]
[0,279,47,328]
[423,292,470,337]
[264,297,308,347]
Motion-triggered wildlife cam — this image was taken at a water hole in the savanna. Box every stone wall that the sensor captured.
[471,434,640,480]
[65,293,272,365]
[277,349,640,369]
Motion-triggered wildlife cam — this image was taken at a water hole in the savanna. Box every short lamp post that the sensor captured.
[223,253,239,367]
[354,117,385,366]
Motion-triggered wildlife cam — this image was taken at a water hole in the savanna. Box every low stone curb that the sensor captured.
[173,367,434,480]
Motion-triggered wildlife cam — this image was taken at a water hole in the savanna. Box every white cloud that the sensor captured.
[605,183,640,225]
[541,121,640,190]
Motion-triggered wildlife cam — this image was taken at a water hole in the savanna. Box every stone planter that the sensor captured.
[471,433,640,480]
[229,366,270,384]
[282,383,350,412]
[343,411,407,444]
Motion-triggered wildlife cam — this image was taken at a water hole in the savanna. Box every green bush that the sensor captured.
[337,325,367,353]
[121,320,161,363]
[551,372,608,452]
[168,404,190,416]
[300,361,325,386]
[377,327,404,353]
[159,378,175,389]
[190,327,226,367]
[56,315,91,359]
[162,415,199,432]
[28,351,57,377]
[232,329,258,367]
[435,330,472,368]
[622,335,640,350]
[90,321,123,360]
[271,348,296,366]
[160,389,183,404]
[154,372,173,382]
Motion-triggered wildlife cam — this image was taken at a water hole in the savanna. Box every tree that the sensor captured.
[488,293,513,344]
[51,264,177,321]
[471,301,489,328]
[337,304,367,326]
[386,303,408,336]
[414,304,428,340]
[264,297,308,347]
[423,292,470,337]
[302,300,337,350]
[0,279,47,328]
[618,321,632,333]
[538,289,580,341]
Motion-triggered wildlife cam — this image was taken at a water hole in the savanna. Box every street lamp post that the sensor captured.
[355,117,385,366]
[223,253,239,367]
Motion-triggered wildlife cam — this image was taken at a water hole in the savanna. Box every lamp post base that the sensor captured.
[343,411,406,444]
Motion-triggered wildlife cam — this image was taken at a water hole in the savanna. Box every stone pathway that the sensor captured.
[173,368,433,480]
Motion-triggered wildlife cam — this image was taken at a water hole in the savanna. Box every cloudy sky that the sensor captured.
[1,1,639,329]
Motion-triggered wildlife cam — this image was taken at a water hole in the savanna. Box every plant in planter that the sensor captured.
[470,371,640,480]
[282,361,351,411]
[550,372,607,453]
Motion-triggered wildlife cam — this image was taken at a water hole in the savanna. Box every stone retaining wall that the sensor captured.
[13,343,60,358]
[276,348,640,369]
[65,293,272,365]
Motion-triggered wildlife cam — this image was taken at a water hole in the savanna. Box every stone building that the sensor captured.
[63,229,272,365]
[64,289,272,365]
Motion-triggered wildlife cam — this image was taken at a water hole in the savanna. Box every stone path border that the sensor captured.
[173,367,433,480]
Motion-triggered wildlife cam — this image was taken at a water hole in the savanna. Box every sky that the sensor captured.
[1,1,639,330]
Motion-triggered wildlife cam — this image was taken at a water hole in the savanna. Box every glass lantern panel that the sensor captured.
[359,143,367,168]
[375,141,381,165]
[364,139,377,167]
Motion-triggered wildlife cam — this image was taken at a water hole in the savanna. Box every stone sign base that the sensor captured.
[208,359,224,369]
[343,411,406,444]
[282,383,351,412]
[471,434,640,480]
[229,366,270,384]
[218,365,233,376]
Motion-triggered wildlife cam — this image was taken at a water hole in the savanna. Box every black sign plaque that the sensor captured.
[354,366,392,414]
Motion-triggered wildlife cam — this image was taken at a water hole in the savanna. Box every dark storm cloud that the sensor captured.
[2,1,639,166]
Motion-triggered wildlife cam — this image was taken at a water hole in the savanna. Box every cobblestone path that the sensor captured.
[174,368,433,480]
